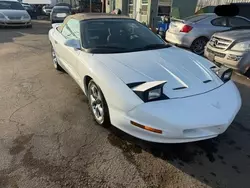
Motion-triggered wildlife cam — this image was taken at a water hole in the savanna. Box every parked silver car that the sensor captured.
[0,0,32,28]
[50,6,71,24]
[204,28,250,77]
[165,13,250,55]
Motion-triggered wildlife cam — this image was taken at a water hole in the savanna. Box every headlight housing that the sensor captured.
[128,81,168,102]
[0,13,6,19]
[231,41,250,52]
[211,66,233,82]
[22,14,30,20]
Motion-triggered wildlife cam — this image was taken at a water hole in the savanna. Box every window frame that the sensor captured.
[211,17,229,27]
[128,0,133,15]
[227,16,250,27]
[157,0,171,17]
[141,0,148,16]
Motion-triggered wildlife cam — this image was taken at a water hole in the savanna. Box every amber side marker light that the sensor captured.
[130,121,163,134]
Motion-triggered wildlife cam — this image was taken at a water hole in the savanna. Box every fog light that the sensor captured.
[227,54,242,61]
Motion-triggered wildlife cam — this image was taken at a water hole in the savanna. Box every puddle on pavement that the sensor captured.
[107,127,220,164]
[9,134,34,155]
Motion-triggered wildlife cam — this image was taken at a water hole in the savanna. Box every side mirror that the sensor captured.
[64,39,81,50]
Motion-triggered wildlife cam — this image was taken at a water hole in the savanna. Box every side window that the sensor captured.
[67,19,80,39]
[61,19,80,39]
[61,24,73,39]
[211,17,227,27]
[228,17,250,27]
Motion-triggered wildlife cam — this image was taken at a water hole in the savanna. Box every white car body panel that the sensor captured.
[93,47,224,99]
[48,23,242,143]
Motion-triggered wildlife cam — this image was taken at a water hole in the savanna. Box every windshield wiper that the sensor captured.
[131,43,171,52]
[143,44,171,49]
[94,45,127,50]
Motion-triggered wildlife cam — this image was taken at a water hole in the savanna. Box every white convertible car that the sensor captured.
[48,13,242,143]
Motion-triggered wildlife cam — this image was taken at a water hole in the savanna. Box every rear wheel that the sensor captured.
[190,37,209,55]
[87,80,110,127]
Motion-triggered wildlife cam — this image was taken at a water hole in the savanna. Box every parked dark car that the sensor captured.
[22,3,37,19]
[50,6,71,24]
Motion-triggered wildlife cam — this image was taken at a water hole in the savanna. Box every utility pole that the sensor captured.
[90,0,92,12]
[102,0,104,13]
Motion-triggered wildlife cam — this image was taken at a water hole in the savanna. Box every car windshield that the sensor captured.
[53,8,70,13]
[81,19,169,53]
[0,1,24,10]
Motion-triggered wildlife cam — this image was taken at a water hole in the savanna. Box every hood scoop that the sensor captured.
[173,86,187,90]
[203,80,212,83]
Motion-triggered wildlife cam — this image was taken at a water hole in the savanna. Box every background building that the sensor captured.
[106,0,198,28]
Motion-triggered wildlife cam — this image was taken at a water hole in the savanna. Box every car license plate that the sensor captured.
[56,13,67,18]
[208,52,215,62]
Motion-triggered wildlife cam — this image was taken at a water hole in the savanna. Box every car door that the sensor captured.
[60,19,81,84]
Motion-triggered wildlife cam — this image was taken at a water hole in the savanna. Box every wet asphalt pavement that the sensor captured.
[0,21,250,188]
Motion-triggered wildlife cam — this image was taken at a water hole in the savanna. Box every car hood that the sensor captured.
[0,9,29,17]
[214,29,250,41]
[94,47,224,99]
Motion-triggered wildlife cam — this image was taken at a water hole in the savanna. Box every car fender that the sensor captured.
[77,54,144,112]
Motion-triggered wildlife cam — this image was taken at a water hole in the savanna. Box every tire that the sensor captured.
[51,45,63,71]
[87,80,110,127]
[190,37,209,55]
[244,68,250,78]
[26,24,32,28]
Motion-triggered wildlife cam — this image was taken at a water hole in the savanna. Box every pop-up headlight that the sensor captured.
[211,66,233,82]
[128,81,168,102]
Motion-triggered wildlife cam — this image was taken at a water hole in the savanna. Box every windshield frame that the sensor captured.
[0,1,25,10]
[79,18,169,54]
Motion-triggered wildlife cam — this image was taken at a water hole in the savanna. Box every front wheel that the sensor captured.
[88,80,110,127]
[190,37,209,55]
[51,45,63,71]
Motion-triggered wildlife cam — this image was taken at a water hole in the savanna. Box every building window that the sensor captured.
[158,0,171,16]
[128,0,133,14]
[141,0,148,15]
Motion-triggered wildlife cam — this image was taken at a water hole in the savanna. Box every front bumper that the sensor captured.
[204,45,250,74]
[0,19,31,27]
[165,31,195,48]
[109,81,241,143]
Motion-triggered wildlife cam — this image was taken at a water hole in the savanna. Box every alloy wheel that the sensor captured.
[89,83,105,124]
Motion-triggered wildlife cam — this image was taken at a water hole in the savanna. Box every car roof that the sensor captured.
[58,13,132,33]
[65,13,131,21]
[53,6,69,9]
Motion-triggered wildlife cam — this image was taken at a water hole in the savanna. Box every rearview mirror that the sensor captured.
[64,39,81,50]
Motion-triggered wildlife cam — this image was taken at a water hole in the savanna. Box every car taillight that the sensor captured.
[180,25,193,33]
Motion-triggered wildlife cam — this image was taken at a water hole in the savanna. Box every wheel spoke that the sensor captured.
[89,83,105,124]
[96,104,104,118]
